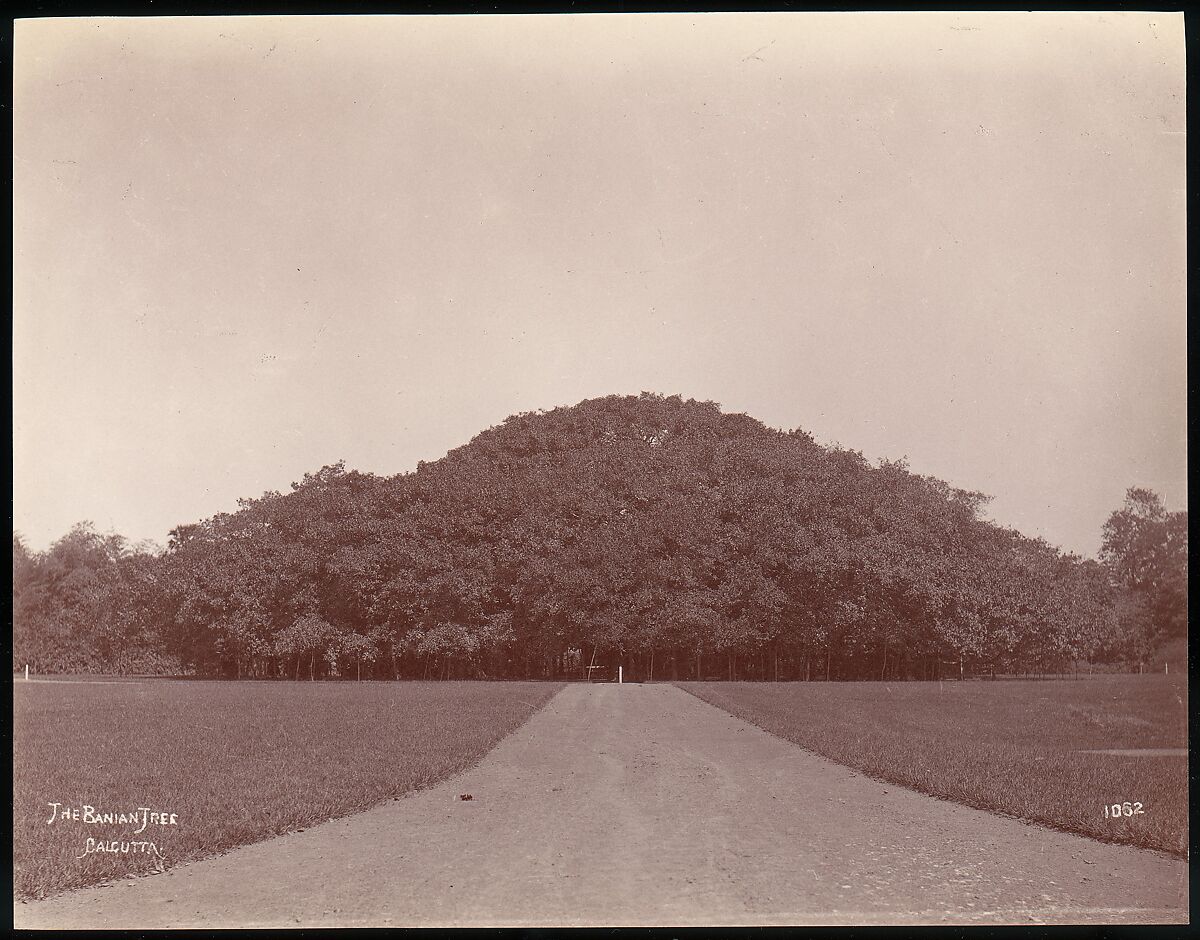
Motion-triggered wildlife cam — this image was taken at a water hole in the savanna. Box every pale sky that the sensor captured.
[13,12,1187,557]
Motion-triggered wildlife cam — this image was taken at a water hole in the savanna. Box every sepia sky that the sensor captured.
[13,12,1186,557]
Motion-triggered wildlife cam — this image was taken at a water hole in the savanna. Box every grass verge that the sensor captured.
[680,675,1187,857]
[13,679,562,900]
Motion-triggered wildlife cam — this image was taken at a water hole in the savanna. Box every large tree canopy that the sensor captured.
[13,394,1167,679]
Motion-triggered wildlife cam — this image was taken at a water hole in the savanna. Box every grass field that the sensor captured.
[682,675,1188,857]
[13,679,563,900]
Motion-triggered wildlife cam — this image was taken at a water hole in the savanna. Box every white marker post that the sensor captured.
[25,664,29,681]
[618,666,623,684]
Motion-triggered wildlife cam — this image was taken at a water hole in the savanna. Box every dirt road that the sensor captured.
[14,683,1188,927]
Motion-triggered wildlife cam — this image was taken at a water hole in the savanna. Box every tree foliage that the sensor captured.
[13,394,1172,679]
[1099,487,1188,656]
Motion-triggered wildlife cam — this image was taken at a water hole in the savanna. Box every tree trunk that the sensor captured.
[310,650,315,681]
[649,649,655,682]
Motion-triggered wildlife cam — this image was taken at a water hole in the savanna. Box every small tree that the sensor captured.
[1100,488,1188,654]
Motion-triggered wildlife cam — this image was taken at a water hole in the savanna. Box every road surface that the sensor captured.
[14,683,1189,927]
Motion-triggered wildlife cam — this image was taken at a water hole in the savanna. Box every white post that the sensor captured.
[1165,662,1169,675]
[24,664,29,681]
[618,666,623,684]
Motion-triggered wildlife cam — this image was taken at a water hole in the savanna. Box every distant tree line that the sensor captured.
[12,394,1187,680]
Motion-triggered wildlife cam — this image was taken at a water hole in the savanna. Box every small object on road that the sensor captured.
[459,793,473,801]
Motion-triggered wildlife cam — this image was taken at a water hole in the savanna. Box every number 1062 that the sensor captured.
[1104,802,1144,818]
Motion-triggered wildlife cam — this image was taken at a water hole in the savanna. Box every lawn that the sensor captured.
[13,679,563,900]
[681,675,1188,857]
